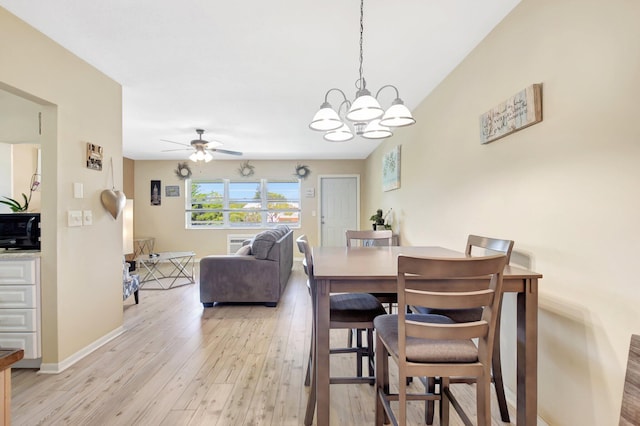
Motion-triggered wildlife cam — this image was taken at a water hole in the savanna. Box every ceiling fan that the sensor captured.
[161,129,243,162]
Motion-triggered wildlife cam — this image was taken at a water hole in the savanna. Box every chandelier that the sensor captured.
[309,0,416,142]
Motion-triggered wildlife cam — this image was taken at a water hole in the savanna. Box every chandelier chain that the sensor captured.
[357,0,364,91]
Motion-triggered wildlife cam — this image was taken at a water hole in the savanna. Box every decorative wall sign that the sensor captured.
[165,185,180,197]
[294,164,311,180]
[479,84,542,144]
[238,161,255,177]
[150,180,161,206]
[86,142,103,170]
[382,146,401,192]
[175,162,192,180]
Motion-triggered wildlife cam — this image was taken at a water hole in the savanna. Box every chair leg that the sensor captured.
[425,376,436,425]
[367,328,375,378]
[304,324,314,386]
[477,371,491,426]
[375,333,390,426]
[356,329,363,377]
[304,349,317,426]
[440,377,450,426]
[492,320,511,422]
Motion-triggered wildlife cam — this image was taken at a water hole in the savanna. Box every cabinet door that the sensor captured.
[0,260,36,285]
[0,333,39,358]
[0,308,37,331]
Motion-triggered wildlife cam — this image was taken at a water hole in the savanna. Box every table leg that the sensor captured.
[316,279,331,426]
[517,278,538,425]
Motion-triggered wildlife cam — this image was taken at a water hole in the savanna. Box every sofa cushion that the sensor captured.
[251,230,279,259]
[235,244,252,255]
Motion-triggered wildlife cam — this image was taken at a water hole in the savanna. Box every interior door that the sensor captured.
[319,176,359,246]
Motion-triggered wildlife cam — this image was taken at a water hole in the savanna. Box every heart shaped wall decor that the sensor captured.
[100,189,126,219]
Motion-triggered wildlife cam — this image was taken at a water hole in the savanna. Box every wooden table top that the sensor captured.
[0,349,24,371]
[312,246,542,280]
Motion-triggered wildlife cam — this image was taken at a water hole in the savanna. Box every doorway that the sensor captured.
[319,175,359,246]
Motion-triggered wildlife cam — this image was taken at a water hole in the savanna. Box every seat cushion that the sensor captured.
[374,314,479,363]
[411,306,483,323]
[330,293,388,323]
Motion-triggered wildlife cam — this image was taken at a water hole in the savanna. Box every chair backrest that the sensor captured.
[397,254,507,363]
[466,234,514,264]
[345,229,393,247]
[621,334,640,425]
[296,235,316,290]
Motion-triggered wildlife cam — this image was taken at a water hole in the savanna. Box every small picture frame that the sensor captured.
[86,142,103,171]
[382,145,401,192]
[150,180,161,206]
[165,185,180,197]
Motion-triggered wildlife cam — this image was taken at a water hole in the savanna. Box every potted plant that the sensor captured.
[0,193,31,212]
[369,208,392,230]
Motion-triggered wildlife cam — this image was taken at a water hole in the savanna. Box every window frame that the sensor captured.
[185,178,301,229]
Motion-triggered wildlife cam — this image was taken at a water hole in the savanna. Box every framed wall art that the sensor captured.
[150,180,161,206]
[165,185,180,197]
[382,145,401,192]
[86,142,103,171]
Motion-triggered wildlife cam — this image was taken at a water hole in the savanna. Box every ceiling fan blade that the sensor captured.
[210,148,243,156]
[160,139,191,147]
[161,148,192,152]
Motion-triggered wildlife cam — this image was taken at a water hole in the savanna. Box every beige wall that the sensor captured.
[1,8,123,366]
[363,0,640,424]
[133,159,364,257]
[11,144,41,212]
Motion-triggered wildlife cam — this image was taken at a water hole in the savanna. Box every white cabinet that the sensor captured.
[0,258,40,361]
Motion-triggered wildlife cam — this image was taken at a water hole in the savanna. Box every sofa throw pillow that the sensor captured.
[235,244,252,256]
[251,230,278,260]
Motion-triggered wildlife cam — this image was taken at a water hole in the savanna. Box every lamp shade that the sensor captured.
[346,93,383,122]
[123,199,134,255]
[379,100,416,127]
[323,124,354,142]
[309,102,344,131]
[189,152,198,162]
[204,151,213,162]
[362,119,392,139]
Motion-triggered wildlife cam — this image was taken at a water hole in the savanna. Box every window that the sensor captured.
[187,179,301,229]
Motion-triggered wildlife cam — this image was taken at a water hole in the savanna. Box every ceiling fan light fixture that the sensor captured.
[189,152,198,162]
[204,151,213,162]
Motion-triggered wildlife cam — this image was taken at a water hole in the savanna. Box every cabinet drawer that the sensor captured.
[0,332,39,359]
[0,285,37,308]
[0,308,37,331]
[0,260,36,285]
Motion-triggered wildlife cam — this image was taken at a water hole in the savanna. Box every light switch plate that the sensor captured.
[82,210,93,226]
[73,182,83,199]
[68,210,82,227]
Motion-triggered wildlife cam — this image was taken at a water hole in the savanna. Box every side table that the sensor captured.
[136,251,195,290]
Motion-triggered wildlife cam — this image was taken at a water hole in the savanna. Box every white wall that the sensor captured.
[363,0,640,424]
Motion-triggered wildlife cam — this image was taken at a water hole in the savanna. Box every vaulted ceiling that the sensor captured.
[0,0,520,160]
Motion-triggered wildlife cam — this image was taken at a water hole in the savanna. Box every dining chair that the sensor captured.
[411,234,514,423]
[345,229,395,311]
[297,235,387,426]
[374,253,507,426]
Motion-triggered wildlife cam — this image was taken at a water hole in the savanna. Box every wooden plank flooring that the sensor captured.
[11,262,515,425]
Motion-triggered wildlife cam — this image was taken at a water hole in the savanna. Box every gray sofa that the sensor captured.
[199,225,293,307]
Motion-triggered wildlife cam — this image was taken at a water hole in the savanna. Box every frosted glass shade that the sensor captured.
[362,119,392,139]
[309,103,343,131]
[346,94,383,122]
[379,102,416,127]
[324,124,354,142]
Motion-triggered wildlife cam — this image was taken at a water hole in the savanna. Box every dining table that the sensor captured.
[311,245,543,425]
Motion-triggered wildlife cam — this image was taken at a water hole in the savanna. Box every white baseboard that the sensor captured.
[38,326,125,374]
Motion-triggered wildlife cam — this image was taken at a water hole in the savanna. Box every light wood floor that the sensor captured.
[11,263,515,425]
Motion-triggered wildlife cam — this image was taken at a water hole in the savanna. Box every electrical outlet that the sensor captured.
[83,210,93,225]
[68,210,82,227]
